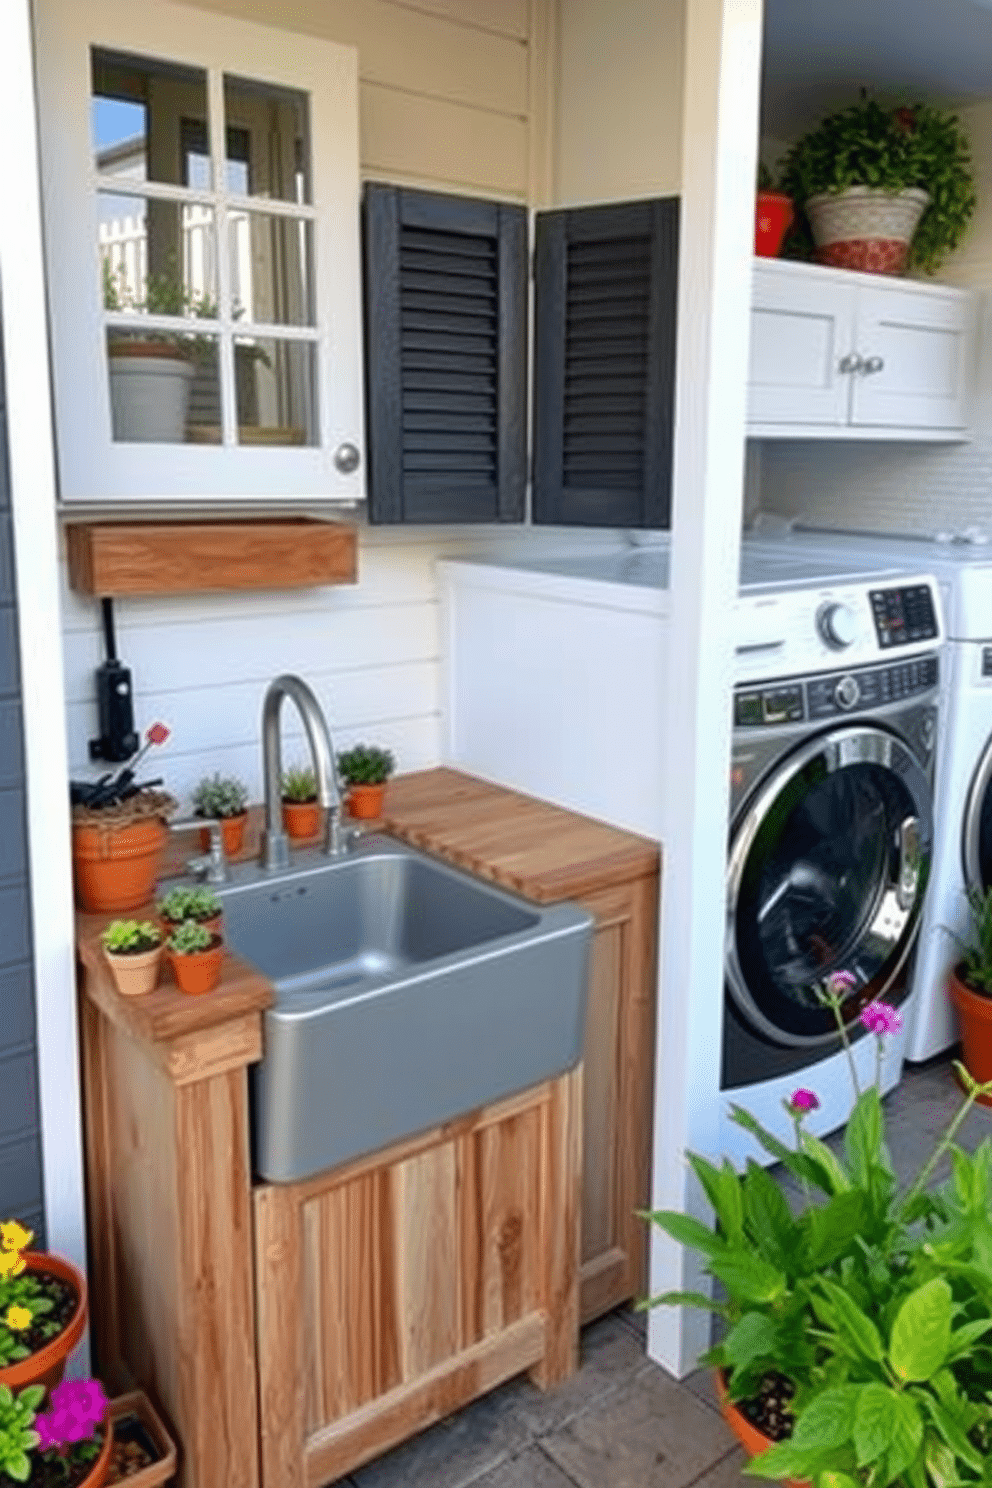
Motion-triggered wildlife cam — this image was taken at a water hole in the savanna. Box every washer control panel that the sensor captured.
[735,654,939,728]
[870,585,939,649]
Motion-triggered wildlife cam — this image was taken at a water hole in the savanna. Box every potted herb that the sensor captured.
[70,724,174,914]
[754,161,793,259]
[100,920,162,999]
[0,1377,112,1488]
[191,773,250,857]
[779,99,976,275]
[948,884,992,1099]
[0,1225,87,1397]
[165,920,223,997]
[336,744,396,820]
[280,765,320,840]
[156,885,222,938]
[644,976,992,1486]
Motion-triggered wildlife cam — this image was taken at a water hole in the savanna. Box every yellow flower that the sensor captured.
[0,1249,25,1278]
[0,1221,33,1254]
[3,1305,30,1330]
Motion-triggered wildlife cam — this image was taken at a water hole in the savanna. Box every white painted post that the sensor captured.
[0,0,88,1300]
[647,0,764,1378]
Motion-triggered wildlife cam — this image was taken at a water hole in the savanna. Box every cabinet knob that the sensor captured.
[334,441,361,474]
[838,353,863,374]
[863,355,885,374]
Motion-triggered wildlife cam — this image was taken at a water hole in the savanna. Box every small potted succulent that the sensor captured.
[336,744,396,820]
[948,884,992,1101]
[280,765,320,841]
[191,773,250,857]
[99,920,163,999]
[0,1376,112,1487]
[156,885,222,939]
[70,724,174,914]
[165,919,223,996]
[0,1223,87,1396]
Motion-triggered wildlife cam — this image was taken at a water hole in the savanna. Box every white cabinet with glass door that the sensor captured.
[33,0,364,503]
[747,257,975,440]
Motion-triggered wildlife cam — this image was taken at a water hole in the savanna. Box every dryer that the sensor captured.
[722,555,942,1161]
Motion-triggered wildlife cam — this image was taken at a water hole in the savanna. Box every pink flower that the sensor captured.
[861,1001,903,1036]
[823,970,857,998]
[36,1378,108,1451]
[145,722,170,746]
[789,1088,820,1113]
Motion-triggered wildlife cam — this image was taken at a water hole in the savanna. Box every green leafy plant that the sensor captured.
[192,773,249,820]
[157,886,221,926]
[956,884,992,997]
[644,976,992,1486]
[779,99,976,273]
[0,1383,43,1483]
[0,1378,109,1484]
[336,744,396,787]
[0,1224,56,1372]
[166,920,214,955]
[281,764,318,803]
[100,919,162,955]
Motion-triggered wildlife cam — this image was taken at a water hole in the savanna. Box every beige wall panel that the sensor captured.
[554,0,685,203]
[190,0,528,116]
[361,84,529,197]
[400,0,530,39]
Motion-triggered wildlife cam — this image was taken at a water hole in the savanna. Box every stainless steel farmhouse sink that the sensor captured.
[207,835,592,1181]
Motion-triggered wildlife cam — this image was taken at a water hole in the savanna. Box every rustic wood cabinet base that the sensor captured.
[254,1071,582,1488]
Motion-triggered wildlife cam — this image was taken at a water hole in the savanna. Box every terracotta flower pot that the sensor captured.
[103,943,162,998]
[167,938,224,996]
[346,783,386,820]
[715,1372,809,1488]
[949,963,992,1105]
[0,1251,88,1393]
[106,1389,177,1488]
[755,191,793,257]
[82,1417,115,1488]
[160,913,222,941]
[72,818,167,913]
[198,813,247,858]
[282,800,321,840]
[806,185,930,276]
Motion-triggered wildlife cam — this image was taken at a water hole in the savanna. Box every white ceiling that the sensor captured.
[761,0,992,137]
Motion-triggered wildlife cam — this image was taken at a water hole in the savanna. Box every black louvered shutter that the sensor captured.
[532,198,679,528]
[363,185,527,524]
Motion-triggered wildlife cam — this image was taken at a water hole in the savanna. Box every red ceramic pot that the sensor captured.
[755,192,794,257]
[167,937,224,996]
[282,800,321,840]
[347,783,386,820]
[949,964,992,1105]
[0,1251,89,1392]
[715,1372,809,1488]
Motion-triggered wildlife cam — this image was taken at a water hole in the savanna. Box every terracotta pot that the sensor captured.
[715,1372,809,1488]
[103,943,162,998]
[806,185,930,276]
[198,813,247,858]
[78,1416,114,1488]
[0,1251,88,1393]
[346,783,386,820]
[282,799,321,840]
[72,819,167,913]
[107,1389,177,1488]
[949,964,992,1105]
[160,913,222,941]
[755,192,794,257]
[167,938,224,996]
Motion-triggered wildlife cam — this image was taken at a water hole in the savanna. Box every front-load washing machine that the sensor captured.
[722,556,942,1161]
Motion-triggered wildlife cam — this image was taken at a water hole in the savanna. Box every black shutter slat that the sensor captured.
[533,196,680,529]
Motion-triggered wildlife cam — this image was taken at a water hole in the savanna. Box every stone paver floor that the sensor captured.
[339,1052,981,1488]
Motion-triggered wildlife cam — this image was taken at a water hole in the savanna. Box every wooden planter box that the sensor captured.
[107,1390,177,1486]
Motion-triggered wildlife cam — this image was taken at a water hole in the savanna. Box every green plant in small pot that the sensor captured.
[166,919,223,997]
[100,918,163,999]
[191,773,250,858]
[336,744,396,821]
[948,884,992,1103]
[281,764,320,841]
[754,160,794,259]
[779,98,976,275]
[0,1375,112,1487]
[156,885,223,939]
[0,1223,87,1398]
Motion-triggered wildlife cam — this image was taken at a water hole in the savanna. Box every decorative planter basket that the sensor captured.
[806,186,930,275]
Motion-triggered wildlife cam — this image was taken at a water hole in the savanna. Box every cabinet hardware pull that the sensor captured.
[838,353,863,374]
[334,441,361,474]
[863,355,885,374]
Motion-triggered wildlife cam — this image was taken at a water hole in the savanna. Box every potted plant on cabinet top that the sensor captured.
[191,773,250,858]
[280,764,320,840]
[70,724,174,914]
[157,885,222,939]
[337,744,396,820]
[0,1376,112,1488]
[779,98,975,275]
[948,884,992,1102]
[0,1225,88,1397]
[165,919,223,997]
[755,162,794,259]
[100,920,162,999]
[644,976,992,1487]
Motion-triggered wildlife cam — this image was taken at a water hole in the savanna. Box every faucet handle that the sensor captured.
[168,815,230,884]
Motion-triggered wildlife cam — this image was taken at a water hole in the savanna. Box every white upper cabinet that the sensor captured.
[748,258,976,440]
[33,0,364,504]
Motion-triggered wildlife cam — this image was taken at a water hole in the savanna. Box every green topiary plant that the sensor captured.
[779,98,976,273]
[336,744,396,787]
[281,764,318,803]
[100,919,162,954]
[166,920,214,955]
[192,773,249,820]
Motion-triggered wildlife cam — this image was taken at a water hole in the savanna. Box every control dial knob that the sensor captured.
[817,601,859,650]
[835,675,860,710]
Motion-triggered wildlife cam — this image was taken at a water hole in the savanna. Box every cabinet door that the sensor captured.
[748,262,855,427]
[850,284,973,430]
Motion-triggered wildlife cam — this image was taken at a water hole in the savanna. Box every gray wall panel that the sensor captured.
[0,1132,43,1218]
[0,699,24,788]
[0,883,30,967]
[0,1048,39,1144]
[0,608,17,695]
[0,790,25,882]
[0,964,36,1051]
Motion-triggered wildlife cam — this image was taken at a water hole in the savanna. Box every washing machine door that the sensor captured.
[727,724,933,1047]
[962,735,992,895]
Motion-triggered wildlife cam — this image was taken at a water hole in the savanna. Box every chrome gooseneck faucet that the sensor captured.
[260,674,344,871]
